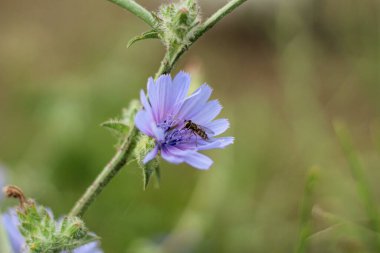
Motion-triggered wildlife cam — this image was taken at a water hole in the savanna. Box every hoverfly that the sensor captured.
[183,120,214,141]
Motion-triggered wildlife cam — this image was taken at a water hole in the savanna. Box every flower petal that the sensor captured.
[161,146,186,164]
[176,84,213,120]
[197,137,234,151]
[150,122,165,142]
[140,90,153,120]
[191,100,222,125]
[204,118,230,136]
[72,242,103,253]
[135,111,154,137]
[147,77,160,122]
[143,145,159,164]
[2,210,24,253]
[184,152,213,170]
[172,71,191,109]
[155,74,172,123]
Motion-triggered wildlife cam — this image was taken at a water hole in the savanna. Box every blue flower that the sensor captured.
[1,208,103,253]
[135,71,234,170]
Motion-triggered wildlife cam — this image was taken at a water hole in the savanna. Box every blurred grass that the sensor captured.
[0,0,379,252]
[295,167,319,253]
[334,121,380,251]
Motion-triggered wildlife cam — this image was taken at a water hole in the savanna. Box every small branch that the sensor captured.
[192,0,247,42]
[107,0,156,28]
[69,127,139,217]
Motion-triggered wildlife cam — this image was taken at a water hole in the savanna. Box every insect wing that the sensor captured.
[199,125,215,136]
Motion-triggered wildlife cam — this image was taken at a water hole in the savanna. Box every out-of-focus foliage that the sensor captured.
[0,0,379,252]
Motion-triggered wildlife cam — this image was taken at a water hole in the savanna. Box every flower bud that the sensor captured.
[4,185,98,253]
[157,0,201,47]
[60,216,88,240]
[134,134,160,190]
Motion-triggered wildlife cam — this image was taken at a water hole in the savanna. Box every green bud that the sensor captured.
[134,134,156,163]
[126,0,201,50]
[156,0,201,48]
[134,134,160,190]
[3,186,98,252]
[17,203,97,253]
[60,216,88,240]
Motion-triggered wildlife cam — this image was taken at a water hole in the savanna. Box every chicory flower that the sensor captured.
[135,71,233,170]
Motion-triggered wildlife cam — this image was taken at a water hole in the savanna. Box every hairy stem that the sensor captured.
[106,0,156,28]
[194,0,247,41]
[69,127,139,217]
[69,0,246,218]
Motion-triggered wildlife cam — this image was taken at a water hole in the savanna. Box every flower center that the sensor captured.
[157,114,177,131]
[164,128,194,146]
[156,115,197,147]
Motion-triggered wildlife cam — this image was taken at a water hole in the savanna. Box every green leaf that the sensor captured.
[142,159,160,190]
[102,100,141,147]
[101,120,129,137]
[127,30,160,48]
[133,134,160,190]
[154,165,161,188]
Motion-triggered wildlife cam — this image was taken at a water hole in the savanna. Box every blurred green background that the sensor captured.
[1,0,380,252]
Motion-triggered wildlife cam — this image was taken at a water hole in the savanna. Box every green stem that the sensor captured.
[193,0,247,41]
[106,0,156,28]
[155,50,172,79]
[156,0,248,76]
[69,0,246,218]
[69,127,139,217]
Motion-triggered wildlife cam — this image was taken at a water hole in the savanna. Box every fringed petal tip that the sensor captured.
[205,118,230,136]
[184,152,213,170]
[221,136,234,146]
[197,136,234,151]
